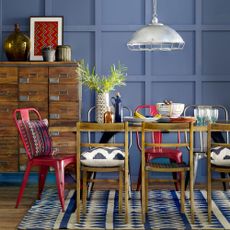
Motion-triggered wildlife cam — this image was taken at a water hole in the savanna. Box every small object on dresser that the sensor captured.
[104,107,113,123]
[4,24,30,61]
[55,45,71,61]
[42,46,55,62]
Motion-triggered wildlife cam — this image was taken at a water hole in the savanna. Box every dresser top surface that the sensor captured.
[0,61,79,67]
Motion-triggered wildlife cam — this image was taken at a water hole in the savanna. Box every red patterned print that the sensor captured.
[34,21,58,55]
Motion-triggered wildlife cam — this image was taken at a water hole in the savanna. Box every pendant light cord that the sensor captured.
[152,0,158,24]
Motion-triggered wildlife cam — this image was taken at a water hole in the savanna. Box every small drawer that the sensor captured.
[0,85,18,101]
[19,84,48,101]
[19,67,48,84]
[0,154,18,172]
[18,102,48,119]
[49,102,79,120]
[0,125,17,136]
[0,67,18,84]
[49,67,78,84]
[0,136,18,155]
[0,102,18,120]
[49,84,78,101]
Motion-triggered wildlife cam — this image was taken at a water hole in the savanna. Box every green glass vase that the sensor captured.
[4,24,30,61]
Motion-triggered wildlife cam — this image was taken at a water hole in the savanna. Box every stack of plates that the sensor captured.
[123,116,159,125]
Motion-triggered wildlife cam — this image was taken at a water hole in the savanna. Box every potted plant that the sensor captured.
[77,60,127,123]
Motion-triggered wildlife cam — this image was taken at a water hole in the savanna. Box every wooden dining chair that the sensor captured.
[207,122,230,222]
[76,122,129,223]
[184,104,229,189]
[13,108,76,212]
[141,122,194,223]
[135,104,183,191]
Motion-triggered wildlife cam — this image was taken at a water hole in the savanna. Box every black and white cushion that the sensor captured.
[80,147,125,167]
[211,146,230,166]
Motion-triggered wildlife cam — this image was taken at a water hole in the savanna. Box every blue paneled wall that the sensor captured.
[0,0,230,183]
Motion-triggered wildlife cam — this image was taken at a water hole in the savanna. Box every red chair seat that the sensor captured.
[135,105,183,191]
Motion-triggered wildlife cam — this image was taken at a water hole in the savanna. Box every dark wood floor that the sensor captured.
[0,182,223,230]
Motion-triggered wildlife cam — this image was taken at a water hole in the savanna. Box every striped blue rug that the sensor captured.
[18,189,230,229]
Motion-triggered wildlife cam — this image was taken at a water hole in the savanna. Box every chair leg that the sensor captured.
[136,163,142,191]
[207,170,212,223]
[38,166,49,199]
[82,170,87,214]
[15,162,32,208]
[55,162,65,212]
[185,152,200,190]
[170,159,179,190]
[193,152,200,186]
[119,170,123,214]
[180,171,185,213]
[87,172,95,199]
[145,171,148,214]
[220,172,227,191]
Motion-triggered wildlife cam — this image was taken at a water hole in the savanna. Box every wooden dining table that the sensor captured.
[49,122,208,133]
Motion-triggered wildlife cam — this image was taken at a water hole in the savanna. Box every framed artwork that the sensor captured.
[30,16,63,61]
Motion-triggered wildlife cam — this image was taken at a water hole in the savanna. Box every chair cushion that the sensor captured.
[18,119,52,159]
[80,147,125,167]
[211,146,230,166]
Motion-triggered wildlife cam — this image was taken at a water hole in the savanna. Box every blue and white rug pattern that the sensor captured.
[18,189,230,229]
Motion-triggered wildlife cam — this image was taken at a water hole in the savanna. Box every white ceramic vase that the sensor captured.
[96,92,109,123]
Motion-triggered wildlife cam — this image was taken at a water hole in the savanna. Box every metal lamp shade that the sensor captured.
[127,22,185,51]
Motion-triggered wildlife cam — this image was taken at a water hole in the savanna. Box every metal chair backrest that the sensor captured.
[135,104,181,151]
[184,105,229,152]
[141,122,194,155]
[87,105,132,148]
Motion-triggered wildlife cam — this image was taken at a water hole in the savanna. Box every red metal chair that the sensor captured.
[135,105,182,190]
[13,108,75,211]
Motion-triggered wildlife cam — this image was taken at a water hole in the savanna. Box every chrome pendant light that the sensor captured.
[127,0,185,51]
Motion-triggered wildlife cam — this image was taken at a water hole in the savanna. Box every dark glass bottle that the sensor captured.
[111,92,123,122]
[4,24,30,61]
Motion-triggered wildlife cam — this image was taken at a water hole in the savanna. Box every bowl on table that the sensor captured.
[156,103,185,118]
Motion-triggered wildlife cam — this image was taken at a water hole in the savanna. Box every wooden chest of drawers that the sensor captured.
[0,62,81,172]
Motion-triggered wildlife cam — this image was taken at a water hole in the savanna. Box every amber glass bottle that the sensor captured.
[4,24,30,61]
[104,107,113,123]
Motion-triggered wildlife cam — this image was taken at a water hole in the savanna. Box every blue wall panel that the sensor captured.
[2,0,44,25]
[157,0,195,25]
[1,0,230,183]
[151,32,195,75]
[101,32,145,75]
[202,0,230,25]
[102,0,145,25]
[53,0,95,25]
[202,31,230,75]
[64,32,95,67]
[151,82,195,105]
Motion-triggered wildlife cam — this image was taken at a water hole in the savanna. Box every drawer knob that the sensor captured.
[50,131,60,136]
[19,78,29,83]
[49,95,60,101]
[50,113,60,119]
[49,78,59,84]
[19,95,29,101]
[0,90,9,96]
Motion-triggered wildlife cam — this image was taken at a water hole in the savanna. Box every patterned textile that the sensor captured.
[211,146,230,166]
[18,119,52,159]
[80,147,125,167]
[18,189,230,230]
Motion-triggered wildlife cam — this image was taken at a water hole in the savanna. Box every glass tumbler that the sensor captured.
[194,107,205,126]
[210,108,219,123]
